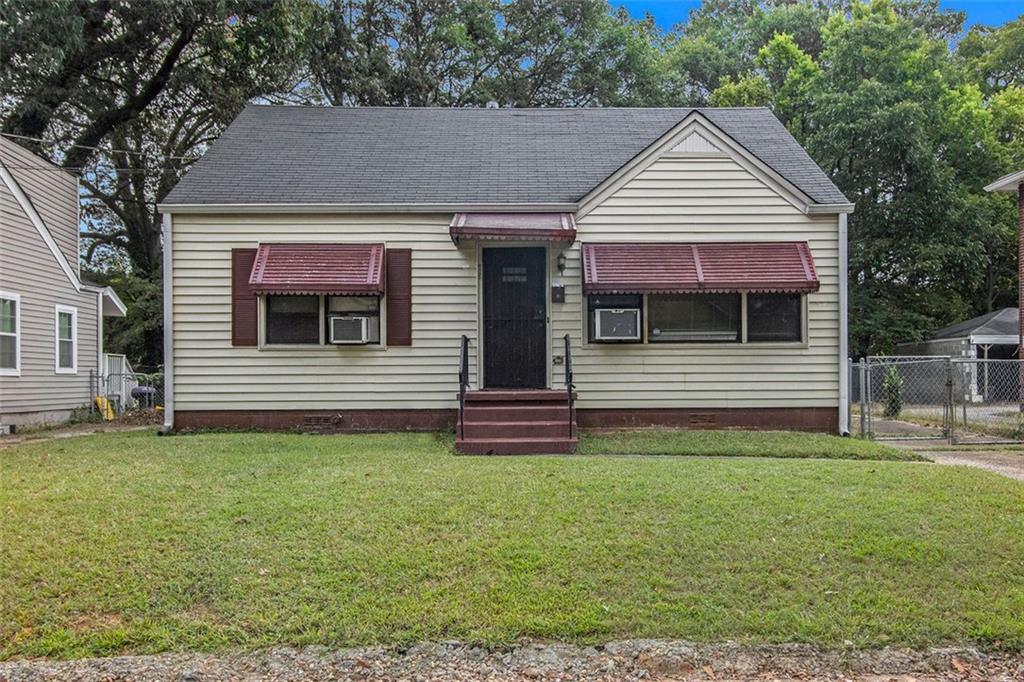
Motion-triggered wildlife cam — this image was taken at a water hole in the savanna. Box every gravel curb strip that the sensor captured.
[2,641,1022,681]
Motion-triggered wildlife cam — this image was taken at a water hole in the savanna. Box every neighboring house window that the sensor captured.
[55,305,77,373]
[747,293,802,342]
[265,295,320,344]
[326,296,380,344]
[0,292,19,376]
[648,293,741,343]
[588,292,804,344]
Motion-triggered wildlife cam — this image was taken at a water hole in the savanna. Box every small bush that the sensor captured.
[69,404,103,425]
[882,366,904,418]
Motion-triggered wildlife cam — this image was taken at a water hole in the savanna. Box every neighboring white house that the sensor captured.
[0,137,126,428]
[158,106,852,453]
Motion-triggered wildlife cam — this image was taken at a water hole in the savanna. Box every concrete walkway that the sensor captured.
[890,439,1024,481]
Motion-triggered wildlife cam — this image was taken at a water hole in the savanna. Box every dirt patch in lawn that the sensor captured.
[2,641,1022,681]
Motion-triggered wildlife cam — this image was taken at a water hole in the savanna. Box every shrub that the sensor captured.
[882,366,904,418]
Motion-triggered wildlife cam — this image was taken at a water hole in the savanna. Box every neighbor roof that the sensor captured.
[162,105,848,208]
[931,308,1020,341]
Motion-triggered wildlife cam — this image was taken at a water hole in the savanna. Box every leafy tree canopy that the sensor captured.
[0,0,1021,365]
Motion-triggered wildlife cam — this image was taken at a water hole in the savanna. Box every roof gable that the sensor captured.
[0,146,81,292]
[162,106,848,211]
[577,112,825,218]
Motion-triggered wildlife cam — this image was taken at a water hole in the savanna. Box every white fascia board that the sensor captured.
[807,203,855,215]
[984,169,1024,193]
[969,334,1020,346]
[0,160,81,292]
[576,111,819,219]
[155,202,579,214]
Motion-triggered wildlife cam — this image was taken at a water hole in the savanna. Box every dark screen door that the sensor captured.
[483,247,547,388]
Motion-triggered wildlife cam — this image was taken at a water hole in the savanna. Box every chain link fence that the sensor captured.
[851,356,1024,444]
[90,369,165,425]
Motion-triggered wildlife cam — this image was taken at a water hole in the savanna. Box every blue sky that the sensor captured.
[616,1,1022,31]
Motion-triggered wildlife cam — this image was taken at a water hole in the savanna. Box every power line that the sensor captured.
[0,131,200,161]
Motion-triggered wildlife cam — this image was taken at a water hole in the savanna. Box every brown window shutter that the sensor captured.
[231,248,258,346]
[386,248,412,346]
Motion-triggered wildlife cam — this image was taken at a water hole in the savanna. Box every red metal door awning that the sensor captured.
[450,213,576,245]
[248,243,385,295]
[582,242,819,294]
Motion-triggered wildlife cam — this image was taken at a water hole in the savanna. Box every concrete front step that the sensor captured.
[461,420,573,439]
[455,437,579,455]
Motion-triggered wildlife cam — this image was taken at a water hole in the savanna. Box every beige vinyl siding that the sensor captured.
[169,156,838,414]
[557,154,839,409]
[0,153,99,421]
[171,214,478,410]
[0,139,79,271]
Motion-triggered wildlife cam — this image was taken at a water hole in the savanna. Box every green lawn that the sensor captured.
[580,428,917,460]
[1,431,1022,660]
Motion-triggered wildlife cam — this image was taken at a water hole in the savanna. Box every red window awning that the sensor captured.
[248,243,385,295]
[450,213,576,245]
[582,242,819,294]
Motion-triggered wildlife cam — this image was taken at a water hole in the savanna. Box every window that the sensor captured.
[588,294,642,343]
[586,292,806,345]
[265,295,320,345]
[748,293,802,342]
[0,293,19,376]
[326,296,380,344]
[55,305,77,373]
[648,293,740,342]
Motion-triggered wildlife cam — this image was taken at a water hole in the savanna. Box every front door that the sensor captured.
[482,247,547,388]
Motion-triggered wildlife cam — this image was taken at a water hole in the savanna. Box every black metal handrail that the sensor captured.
[458,334,470,439]
[563,333,575,438]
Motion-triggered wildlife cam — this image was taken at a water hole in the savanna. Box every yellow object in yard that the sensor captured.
[94,396,115,421]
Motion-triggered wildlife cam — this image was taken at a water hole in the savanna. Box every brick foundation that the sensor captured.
[174,406,838,434]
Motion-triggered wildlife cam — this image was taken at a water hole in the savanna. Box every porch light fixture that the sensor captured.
[556,252,567,274]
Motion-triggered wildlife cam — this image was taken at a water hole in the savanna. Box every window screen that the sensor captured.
[647,294,740,342]
[266,295,320,344]
[747,293,802,342]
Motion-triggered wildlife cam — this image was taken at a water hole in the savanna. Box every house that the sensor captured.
[0,137,126,428]
[158,106,852,453]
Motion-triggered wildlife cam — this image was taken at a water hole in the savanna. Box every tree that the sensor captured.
[1,0,313,367]
[309,0,677,107]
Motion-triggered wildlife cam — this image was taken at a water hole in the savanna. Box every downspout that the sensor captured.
[838,212,850,435]
[159,212,174,434]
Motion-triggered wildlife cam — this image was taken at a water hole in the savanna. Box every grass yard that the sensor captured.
[1,431,1022,660]
[580,428,918,460]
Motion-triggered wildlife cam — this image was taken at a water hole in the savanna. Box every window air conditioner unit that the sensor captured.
[595,308,641,341]
[329,316,369,344]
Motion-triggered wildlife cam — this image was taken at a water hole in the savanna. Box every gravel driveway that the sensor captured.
[1,641,1022,681]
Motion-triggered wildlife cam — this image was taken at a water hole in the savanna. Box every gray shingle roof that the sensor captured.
[931,308,1020,340]
[163,105,848,207]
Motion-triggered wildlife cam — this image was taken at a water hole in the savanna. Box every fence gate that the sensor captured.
[857,357,951,440]
[852,356,1024,444]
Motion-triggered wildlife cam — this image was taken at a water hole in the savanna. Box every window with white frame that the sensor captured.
[0,292,19,375]
[55,305,77,373]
